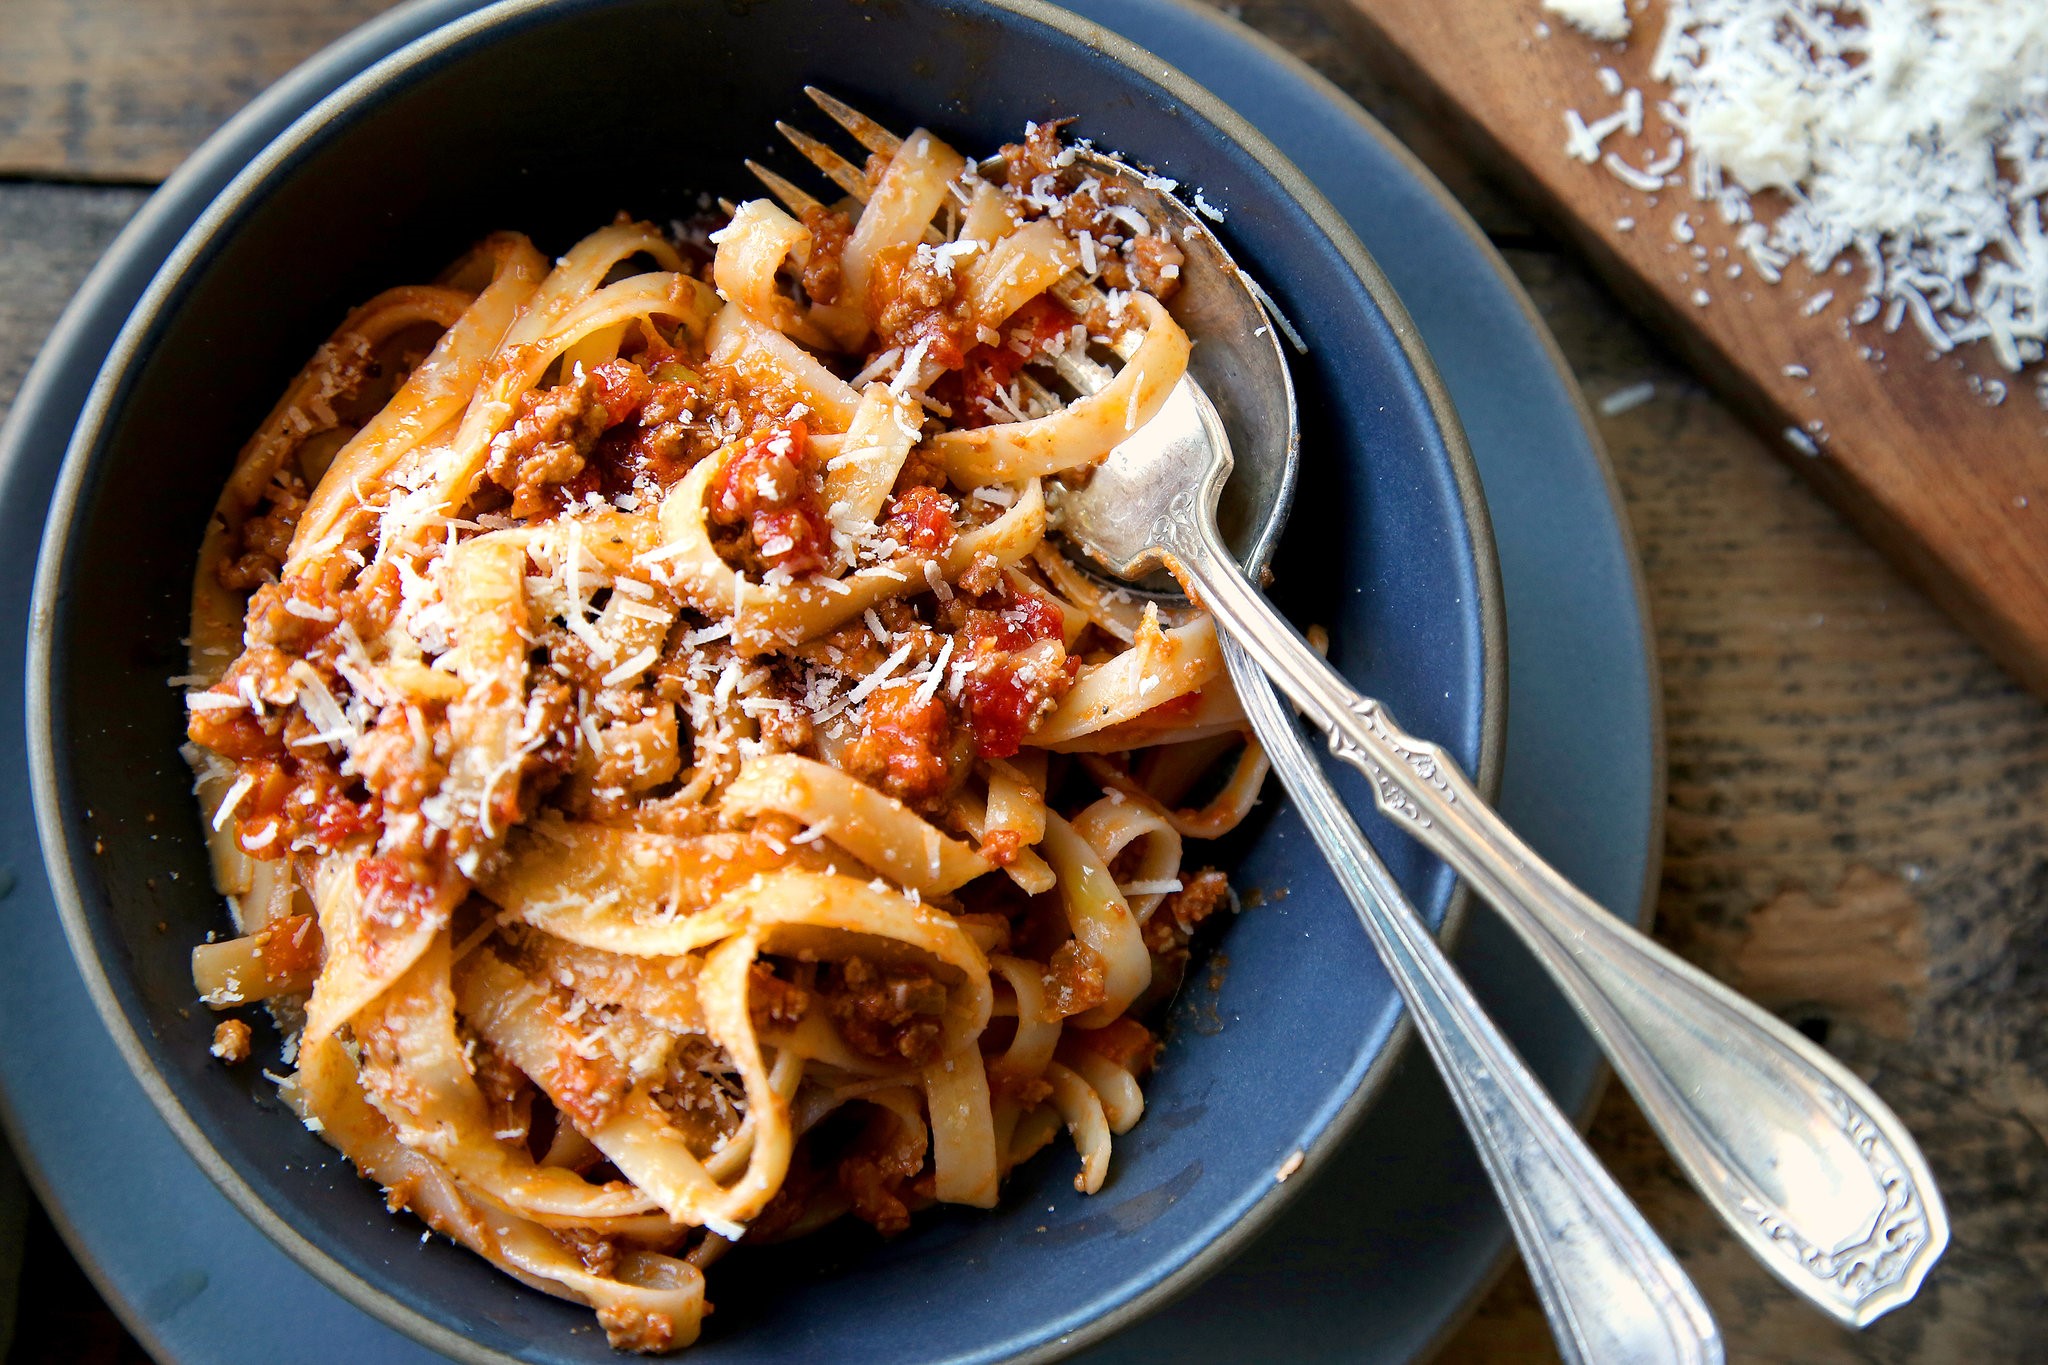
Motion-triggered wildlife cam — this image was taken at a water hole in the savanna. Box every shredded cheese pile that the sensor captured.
[1550,0,2048,403]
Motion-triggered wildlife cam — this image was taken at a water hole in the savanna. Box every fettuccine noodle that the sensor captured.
[181,117,1262,1353]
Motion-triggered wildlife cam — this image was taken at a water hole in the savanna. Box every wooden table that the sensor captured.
[2,2,2044,1359]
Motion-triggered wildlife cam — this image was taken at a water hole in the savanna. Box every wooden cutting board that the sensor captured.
[1337,0,2048,697]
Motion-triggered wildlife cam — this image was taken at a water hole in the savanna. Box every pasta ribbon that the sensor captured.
[721,754,992,896]
[932,295,1190,485]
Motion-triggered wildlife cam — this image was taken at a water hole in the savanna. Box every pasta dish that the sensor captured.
[182,115,1267,1352]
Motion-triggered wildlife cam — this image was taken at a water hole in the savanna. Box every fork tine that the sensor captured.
[775,121,872,202]
[745,160,824,217]
[804,86,903,157]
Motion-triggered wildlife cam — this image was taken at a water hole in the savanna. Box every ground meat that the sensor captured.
[839,681,972,810]
[209,1018,252,1064]
[486,360,651,518]
[562,1229,619,1280]
[954,553,1005,598]
[350,700,449,815]
[837,1107,929,1235]
[1042,940,1108,1019]
[590,372,706,493]
[757,696,815,755]
[1124,233,1185,301]
[891,442,947,495]
[792,609,945,685]
[649,1040,745,1157]
[749,962,812,1031]
[242,576,341,654]
[217,471,310,592]
[800,206,853,307]
[978,828,1022,868]
[1161,868,1231,934]
[707,420,831,577]
[994,120,1183,300]
[998,119,1074,193]
[867,243,975,368]
[468,1033,532,1146]
[596,1303,678,1355]
[822,956,946,1065]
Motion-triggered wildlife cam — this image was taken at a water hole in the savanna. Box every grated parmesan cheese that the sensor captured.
[1544,0,1632,42]
[1554,0,2048,381]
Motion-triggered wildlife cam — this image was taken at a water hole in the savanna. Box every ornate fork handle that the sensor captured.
[1170,524,1948,1329]
[1225,637,1721,1364]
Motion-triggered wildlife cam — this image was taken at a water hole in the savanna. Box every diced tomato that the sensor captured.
[954,297,1078,429]
[1011,295,1081,352]
[884,485,958,556]
[188,704,283,762]
[311,785,376,846]
[965,663,1037,759]
[253,913,322,979]
[354,855,439,925]
[708,421,831,576]
[965,587,1064,653]
[1144,690,1202,723]
[957,581,1073,757]
[586,358,654,425]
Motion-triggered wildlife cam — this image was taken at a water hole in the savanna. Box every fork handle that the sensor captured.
[1225,636,1721,1365]
[1167,523,1948,1328]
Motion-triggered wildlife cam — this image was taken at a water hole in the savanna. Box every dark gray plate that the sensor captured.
[0,0,1657,1361]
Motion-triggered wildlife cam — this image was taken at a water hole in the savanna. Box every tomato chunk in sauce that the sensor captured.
[707,420,831,577]
[958,585,1074,758]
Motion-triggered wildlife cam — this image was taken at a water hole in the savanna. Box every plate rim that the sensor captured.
[19,1,1507,1362]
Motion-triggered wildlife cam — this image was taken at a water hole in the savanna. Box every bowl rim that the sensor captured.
[24,0,1506,1360]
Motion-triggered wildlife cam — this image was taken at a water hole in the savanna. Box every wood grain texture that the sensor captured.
[0,183,148,420]
[3,1,2046,1360]
[0,0,400,182]
[1327,0,2048,702]
[1429,245,2048,1363]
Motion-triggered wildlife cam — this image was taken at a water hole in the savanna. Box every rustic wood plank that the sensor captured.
[1327,0,2048,703]
[0,0,400,182]
[1436,247,2048,1363]
[0,182,150,421]
[1206,0,1541,240]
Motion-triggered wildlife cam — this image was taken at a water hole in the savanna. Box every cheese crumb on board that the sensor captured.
[1599,381,1658,414]
[1547,0,2048,383]
[1543,0,1632,42]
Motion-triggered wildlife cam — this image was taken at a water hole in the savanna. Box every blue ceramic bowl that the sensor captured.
[28,1,1502,1360]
